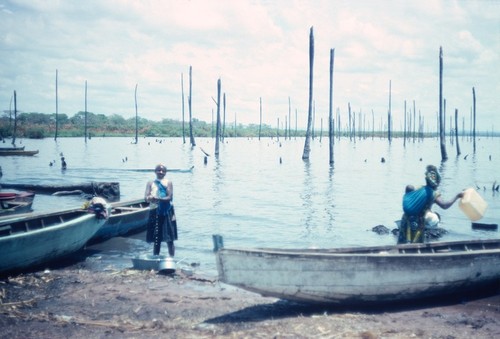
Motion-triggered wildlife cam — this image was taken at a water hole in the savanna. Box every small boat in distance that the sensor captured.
[0,146,25,151]
[214,235,500,305]
[0,206,106,275]
[0,149,39,156]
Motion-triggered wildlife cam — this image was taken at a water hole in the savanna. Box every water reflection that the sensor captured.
[325,166,335,232]
[301,159,314,233]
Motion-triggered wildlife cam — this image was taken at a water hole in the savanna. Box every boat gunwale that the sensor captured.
[217,239,500,257]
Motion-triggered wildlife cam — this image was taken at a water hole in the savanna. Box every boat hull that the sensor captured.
[0,210,106,274]
[89,199,154,244]
[0,150,39,156]
[215,239,500,304]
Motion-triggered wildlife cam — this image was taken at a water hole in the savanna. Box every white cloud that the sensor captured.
[0,0,498,131]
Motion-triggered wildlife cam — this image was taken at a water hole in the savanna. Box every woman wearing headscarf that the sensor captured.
[399,165,463,244]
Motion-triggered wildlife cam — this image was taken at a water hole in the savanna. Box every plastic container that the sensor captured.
[459,188,488,221]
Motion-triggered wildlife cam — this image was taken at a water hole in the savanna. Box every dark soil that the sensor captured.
[1,254,499,339]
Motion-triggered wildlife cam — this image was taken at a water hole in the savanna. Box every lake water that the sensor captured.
[1,136,499,276]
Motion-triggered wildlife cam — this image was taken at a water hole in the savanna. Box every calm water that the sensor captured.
[1,136,499,276]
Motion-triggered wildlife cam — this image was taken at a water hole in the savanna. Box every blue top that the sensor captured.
[154,179,172,215]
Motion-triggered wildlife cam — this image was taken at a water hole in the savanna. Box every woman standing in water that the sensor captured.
[144,164,177,257]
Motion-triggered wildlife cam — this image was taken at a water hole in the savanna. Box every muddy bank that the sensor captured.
[0,253,499,338]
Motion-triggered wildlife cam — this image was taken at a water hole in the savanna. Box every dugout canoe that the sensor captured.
[0,191,35,216]
[0,207,107,275]
[213,235,500,305]
[0,182,120,201]
[88,198,155,244]
[0,146,25,151]
[0,149,39,156]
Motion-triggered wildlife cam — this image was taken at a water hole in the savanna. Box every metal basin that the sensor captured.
[131,254,176,273]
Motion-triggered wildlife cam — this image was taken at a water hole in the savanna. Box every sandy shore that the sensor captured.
[1,254,499,339]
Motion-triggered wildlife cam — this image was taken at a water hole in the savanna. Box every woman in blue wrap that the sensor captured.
[145,164,177,256]
[398,165,463,244]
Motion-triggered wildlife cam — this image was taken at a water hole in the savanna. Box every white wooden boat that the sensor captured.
[88,199,155,244]
[0,208,107,275]
[214,236,500,304]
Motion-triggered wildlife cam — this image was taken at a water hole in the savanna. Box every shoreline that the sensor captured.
[1,253,499,338]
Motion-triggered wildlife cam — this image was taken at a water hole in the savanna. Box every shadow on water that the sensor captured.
[204,284,500,325]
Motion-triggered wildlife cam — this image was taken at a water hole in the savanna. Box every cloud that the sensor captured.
[0,0,498,132]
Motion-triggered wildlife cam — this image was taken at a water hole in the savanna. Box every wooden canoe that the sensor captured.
[214,235,500,305]
[88,199,155,244]
[0,191,35,216]
[0,182,120,201]
[0,149,39,156]
[0,208,106,275]
[0,146,25,151]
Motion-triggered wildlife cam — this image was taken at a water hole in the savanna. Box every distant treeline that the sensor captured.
[0,111,283,139]
[0,111,497,139]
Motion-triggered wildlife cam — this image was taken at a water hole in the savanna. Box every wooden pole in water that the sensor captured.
[134,83,138,144]
[12,90,17,145]
[455,108,461,156]
[472,87,476,153]
[302,26,314,160]
[189,66,196,147]
[55,69,59,141]
[438,47,448,161]
[84,80,88,143]
[215,78,221,156]
[328,48,335,165]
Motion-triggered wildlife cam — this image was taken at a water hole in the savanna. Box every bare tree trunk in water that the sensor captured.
[455,108,461,156]
[439,47,448,161]
[328,48,335,165]
[472,87,476,153]
[302,26,314,160]
[12,91,17,146]
[188,66,196,147]
[134,84,138,144]
[215,78,221,156]
[55,69,59,141]
[84,80,88,143]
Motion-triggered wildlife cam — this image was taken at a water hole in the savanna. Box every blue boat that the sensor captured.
[88,199,155,244]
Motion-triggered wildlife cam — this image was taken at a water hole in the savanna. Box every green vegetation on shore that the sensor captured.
[0,111,283,139]
[1,111,497,139]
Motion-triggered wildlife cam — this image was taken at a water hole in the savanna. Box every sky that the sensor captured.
[0,0,499,132]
